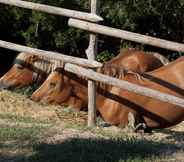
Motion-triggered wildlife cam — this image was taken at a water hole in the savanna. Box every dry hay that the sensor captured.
[0,90,88,125]
[0,89,184,135]
[0,90,59,121]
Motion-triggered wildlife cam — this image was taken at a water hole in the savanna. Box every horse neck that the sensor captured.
[108,48,138,64]
[151,56,184,75]
[144,57,184,87]
[33,56,64,74]
[67,65,120,104]
[146,52,169,65]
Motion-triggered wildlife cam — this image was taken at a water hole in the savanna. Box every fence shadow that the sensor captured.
[156,128,184,146]
[27,137,178,162]
[141,73,184,96]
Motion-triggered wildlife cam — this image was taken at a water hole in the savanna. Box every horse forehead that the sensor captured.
[16,52,34,60]
[46,71,62,81]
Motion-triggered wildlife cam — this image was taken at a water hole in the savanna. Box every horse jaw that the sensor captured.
[0,66,34,90]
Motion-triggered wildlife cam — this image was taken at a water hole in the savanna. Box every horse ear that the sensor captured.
[55,67,64,73]
[119,48,136,54]
[30,54,39,62]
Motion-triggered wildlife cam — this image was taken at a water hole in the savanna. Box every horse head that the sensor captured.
[31,68,68,102]
[0,52,63,90]
[31,67,86,110]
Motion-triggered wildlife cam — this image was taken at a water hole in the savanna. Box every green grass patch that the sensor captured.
[0,126,46,141]
[0,113,53,124]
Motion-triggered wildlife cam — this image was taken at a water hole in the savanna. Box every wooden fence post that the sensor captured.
[86,0,100,127]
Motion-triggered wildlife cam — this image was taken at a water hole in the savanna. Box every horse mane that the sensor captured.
[111,48,169,66]
[15,52,64,74]
[97,63,127,79]
[145,52,170,65]
[16,50,168,77]
[14,52,64,83]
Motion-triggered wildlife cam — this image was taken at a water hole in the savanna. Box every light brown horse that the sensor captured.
[31,56,184,130]
[0,52,63,89]
[0,49,168,90]
[30,48,168,106]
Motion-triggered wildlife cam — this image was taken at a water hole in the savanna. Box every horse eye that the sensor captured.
[16,64,24,70]
[49,82,57,88]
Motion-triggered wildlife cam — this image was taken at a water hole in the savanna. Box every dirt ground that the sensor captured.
[0,90,184,162]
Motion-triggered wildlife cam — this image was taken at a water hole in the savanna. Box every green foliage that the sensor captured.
[0,0,183,60]
[168,52,184,61]
[96,50,115,62]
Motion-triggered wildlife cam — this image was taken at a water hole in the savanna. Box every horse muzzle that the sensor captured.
[0,79,17,90]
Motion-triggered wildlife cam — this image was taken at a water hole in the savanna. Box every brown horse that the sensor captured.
[107,48,169,72]
[30,48,168,105]
[31,56,184,130]
[0,49,168,90]
[0,52,63,89]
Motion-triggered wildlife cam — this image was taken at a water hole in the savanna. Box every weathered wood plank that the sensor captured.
[0,40,102,68]
[0,0,103,22]
[86,0,99,127]
[69,18,184,52]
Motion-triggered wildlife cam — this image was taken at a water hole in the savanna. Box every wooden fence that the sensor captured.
[0,0,184,127]
[1,39,184,109]
[68,19,184,52]
[0,0,103,22]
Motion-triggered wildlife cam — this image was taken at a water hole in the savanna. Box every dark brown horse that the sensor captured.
[31,52,184,131]
[0,49,168,90]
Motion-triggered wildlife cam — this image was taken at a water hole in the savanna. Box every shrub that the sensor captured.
[0,0,183,60]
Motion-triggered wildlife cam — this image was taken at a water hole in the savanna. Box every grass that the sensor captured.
[0,113,177,162]
[0,113,52,162]
[23,138,172,162]
[0,90,182,162]
[0,113,52,124]
[0,114,51,141]
[0,127,43,141]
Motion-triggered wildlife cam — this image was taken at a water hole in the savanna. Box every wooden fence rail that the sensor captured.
[0,0,103,22]
[69,18,184,52]
[0,40,102,68]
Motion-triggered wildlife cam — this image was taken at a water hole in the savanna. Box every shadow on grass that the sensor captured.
[25,138,178,162]
[156,128,184,145]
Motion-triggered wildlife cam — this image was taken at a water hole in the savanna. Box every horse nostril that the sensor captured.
[31,93,39,101]
[49,82,57,88]
[0,80,10,90]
